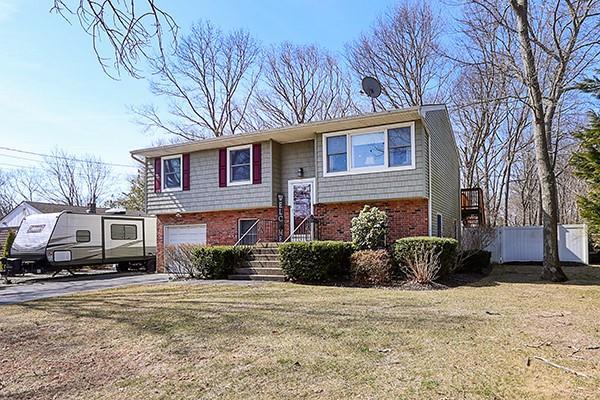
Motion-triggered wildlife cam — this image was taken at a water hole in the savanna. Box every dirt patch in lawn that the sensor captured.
[0,265,599,399]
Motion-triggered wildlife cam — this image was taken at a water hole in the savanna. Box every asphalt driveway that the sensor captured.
[0,273,170,305]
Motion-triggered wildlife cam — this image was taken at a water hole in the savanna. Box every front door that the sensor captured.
[288,178,315,240]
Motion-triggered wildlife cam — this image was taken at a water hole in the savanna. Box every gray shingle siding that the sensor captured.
[143,114,459,228]
[315,121,429,204]
[424,109,460,238]
[278,140,315,195]
[146,141,273,214]
[271,140,282,201]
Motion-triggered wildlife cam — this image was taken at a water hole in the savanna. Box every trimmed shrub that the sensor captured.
[393,237,458,278]
[192,246,248,279]
[350,250,392,286]
[279,241,354,282]
[456,250,492,273]
[351,205,389,250]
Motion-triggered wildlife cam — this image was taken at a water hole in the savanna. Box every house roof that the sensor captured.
[130,106,441,158]
[25,201,110,214]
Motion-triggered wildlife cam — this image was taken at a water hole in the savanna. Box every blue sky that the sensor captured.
[0,0,458,187]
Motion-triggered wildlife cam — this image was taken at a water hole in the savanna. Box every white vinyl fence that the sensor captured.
[488,224,588,264]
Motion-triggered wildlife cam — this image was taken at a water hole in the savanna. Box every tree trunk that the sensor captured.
[510,0,567,282]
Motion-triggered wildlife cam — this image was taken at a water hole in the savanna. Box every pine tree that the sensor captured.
[571,71,600,247]
[106,168,145,212]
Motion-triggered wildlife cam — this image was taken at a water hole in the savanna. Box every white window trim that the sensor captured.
[227,144,253,186]
[161,154,183,192]
[322,121,416,177]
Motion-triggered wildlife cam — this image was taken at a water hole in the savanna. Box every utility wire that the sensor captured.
[0,146,138,169]
[0,152,44,163]
[0,162,131,178]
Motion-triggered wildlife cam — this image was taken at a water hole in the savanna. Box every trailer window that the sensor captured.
[110,224,138,240]
[27,224,45,233]
[76,230,90,243]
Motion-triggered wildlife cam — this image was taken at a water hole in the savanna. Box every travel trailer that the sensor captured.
[10,211,157,273]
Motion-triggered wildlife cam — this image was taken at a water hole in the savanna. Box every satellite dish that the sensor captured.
[361,76,382,98]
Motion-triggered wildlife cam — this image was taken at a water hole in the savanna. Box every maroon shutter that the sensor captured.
[252,143,262,184]
[218,148,227,187]
[154,158,161,193]
[182,153,190,191]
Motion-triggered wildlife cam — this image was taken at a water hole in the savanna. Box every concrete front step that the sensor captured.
[247,253,280,260]
[235,267,284,276]
[249,248,279,255]
[242,260,281,268]
[228,274,285,282]
[253,242,280,248]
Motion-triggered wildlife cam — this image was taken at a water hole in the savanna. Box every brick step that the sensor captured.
[228,274,285,282]
[241,260,281,268]
[234,267,284,276]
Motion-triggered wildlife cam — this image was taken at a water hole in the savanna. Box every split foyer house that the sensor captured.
[130,105,461,272]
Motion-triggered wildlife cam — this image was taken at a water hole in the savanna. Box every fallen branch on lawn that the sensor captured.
[569,344,599,357]
[526,341,552,348]
[537,312,566,318]
[527,356,590,378]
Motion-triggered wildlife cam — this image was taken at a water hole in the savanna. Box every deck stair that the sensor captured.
[461,188,486,227]
[228,243,285,282]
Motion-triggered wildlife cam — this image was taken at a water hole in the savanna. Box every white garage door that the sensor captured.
[164,224,207,246]
[164,224,207,274]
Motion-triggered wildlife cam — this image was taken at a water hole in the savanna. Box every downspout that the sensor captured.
[427,124,432,237]
[130,154,148,215]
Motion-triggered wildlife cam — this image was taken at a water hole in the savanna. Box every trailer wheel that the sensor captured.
[116,262,129,272]
[145,258,156,273]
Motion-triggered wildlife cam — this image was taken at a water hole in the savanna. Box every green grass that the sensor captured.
[0,264,599,399]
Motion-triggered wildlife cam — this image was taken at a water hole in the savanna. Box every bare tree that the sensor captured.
[253,43,358,128]
[463,0,599,281]
[41,150,113,206]
[134,21,261,140]
[10,169,43,202]
[347,0,450,109]
[0,170,16,218]
[51,1,177,78]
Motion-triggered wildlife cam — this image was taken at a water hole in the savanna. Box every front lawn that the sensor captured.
[0,265,599,399]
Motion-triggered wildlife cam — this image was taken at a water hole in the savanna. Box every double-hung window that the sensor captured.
[228,145,252,185]
[326,135,347,173]
[323,122,415,175]
[162,155,182,191]
[388,127,412,167]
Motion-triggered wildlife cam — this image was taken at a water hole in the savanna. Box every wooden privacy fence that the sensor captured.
[488,224,589,265]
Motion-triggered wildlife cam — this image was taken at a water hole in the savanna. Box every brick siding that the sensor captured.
[314,199,429,242]
[155,199,429,272]
[156,207,281,272]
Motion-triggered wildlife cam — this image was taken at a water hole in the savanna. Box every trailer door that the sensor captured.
[102,218,144,261]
